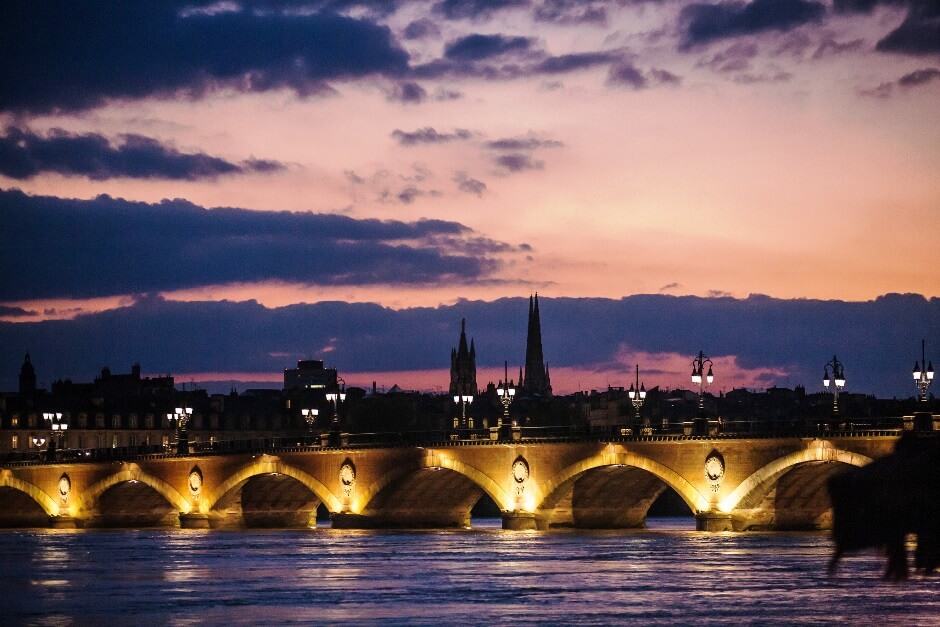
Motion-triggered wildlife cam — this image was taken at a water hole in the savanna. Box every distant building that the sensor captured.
[283,360,338,391]
[449,318,477,395]
[18,353,36,397]
[522,294,552,396]
[52,364,174,398]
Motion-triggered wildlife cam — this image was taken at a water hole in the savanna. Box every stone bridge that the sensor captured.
[0,433,898,531]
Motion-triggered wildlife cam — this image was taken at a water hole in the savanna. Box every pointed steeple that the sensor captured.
[19,352,37,397]
[449,318,477,395]
[523,294,552,396]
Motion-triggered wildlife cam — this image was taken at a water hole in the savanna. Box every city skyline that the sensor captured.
[1,1,937,397]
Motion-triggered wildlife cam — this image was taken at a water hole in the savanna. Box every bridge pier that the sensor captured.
[179,512,211,529]
[49,515,77,529]
[695,511,733,532]
[502,511,538,530]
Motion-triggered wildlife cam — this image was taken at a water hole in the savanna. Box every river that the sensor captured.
[2,518,937,625]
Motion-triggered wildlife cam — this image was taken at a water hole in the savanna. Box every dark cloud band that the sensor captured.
[0,127,283,181]
[1,293,935,398]
[0,189,516,300]
[0,2,409,113]
[679,0,826,49]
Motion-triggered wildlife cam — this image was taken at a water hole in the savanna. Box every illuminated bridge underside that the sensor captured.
[353,468,484,528]
[732,462,848,531]
[0,486,49,528]
[211,474,320,529]
[85,482,179,528]
[541,466,669,529]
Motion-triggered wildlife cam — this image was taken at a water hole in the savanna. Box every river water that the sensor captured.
[2,518,937,625]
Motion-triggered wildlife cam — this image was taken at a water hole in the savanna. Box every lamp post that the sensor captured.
[31,435,47,461]
[823,355,846,415]
[454,393,473,430]
[43,412,67,461]
[913,339,934,403]
[628,365,648,433]
[301,408,319,443]
[325,379,347,427]
[496,361,516,429]
[167,406,193,455]
[691,351,714,411]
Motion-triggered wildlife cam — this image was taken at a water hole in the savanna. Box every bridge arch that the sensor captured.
[355,451,512,514]
[719,445,873,514]
[79,466,190,516]
[0,471,58,517]
[204,457,343,514]
[536,451,709,528]
[542,451,709,513]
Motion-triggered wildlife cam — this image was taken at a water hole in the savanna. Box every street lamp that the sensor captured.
[823,355,846,415]
[496,361,516,429]
[301,408,319,443]
[43,412,67,461]
[691,351,714,411]
[167,406,193,455]
[913,339,934,403]
[628,364,648,432]
[325,380,347,427]
[454,393,473,429]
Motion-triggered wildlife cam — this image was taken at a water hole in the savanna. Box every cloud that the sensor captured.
[391,127,474,146]
[679,0,826,49]
[877,3,940,55]
[607,62,649,88]
[0,189,523,300]
[834,0,938,56]
[0,305,36,318]
[897,67,940,86]
[402,18,441,40]
[649,69,683,85]
[733,70,793,83]
[484,136,564,150]
[2,293,936,398]
[454,171,487,196]
[494,153,544,172]
[860,66,940,97]
[385,81,428,103]
[697,42,760,72]
[534,0,610,25]
[396,186,442,203]
[0,127,284,181]
[811,36,865,59]
[860,81,894,98]
[532,51,621,73]
[443,34,536,61]
[412,48,623,80]
[434,0,530,20]
[0,1,410,113]
[434,87,465,100]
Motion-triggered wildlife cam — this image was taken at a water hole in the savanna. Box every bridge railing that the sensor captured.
[0,419,908,467]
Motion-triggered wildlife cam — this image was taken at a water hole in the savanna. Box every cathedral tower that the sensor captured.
[449,318,477,395]
[522,294,552,396]
[19,352,36,397]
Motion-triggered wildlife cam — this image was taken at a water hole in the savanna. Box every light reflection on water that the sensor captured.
[1,518,937,625]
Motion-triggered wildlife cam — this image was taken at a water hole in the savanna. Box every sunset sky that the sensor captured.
[1,0,937,397]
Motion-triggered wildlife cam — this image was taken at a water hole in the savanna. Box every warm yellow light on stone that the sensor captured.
[523,494,536,513]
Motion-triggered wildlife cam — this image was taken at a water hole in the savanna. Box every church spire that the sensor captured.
[523,294,552,396]
[19,352,37,397]
[449,318,477,395]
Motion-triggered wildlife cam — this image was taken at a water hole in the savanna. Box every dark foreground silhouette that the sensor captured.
[828,432,939,579]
